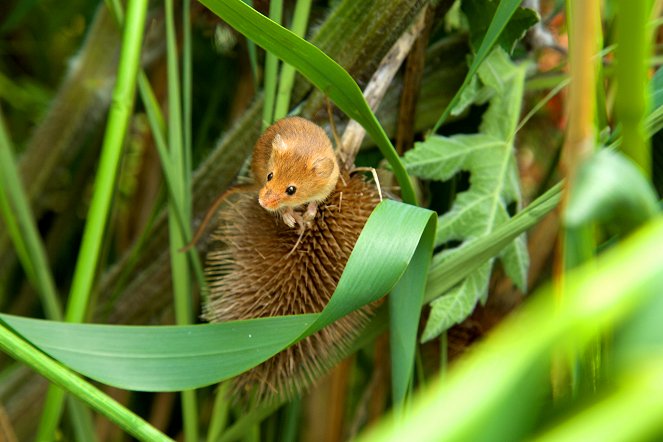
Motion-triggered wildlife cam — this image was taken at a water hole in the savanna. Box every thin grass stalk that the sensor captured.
[0,112,62,321]
[615,0,652,176]
[218,403,281,442]
[273,0,313,119]
[137,72,207,293]
[261,0,283,129]
[206,383,230,442]
[281,398,302,442]
[239,0,260,90]
[183,0,192,187]
[106,0,207,293]
[35,0,149,437]
[553,0,601,400]
[66,397,97,442]
[0,323,171,442]
[164,0,198,440]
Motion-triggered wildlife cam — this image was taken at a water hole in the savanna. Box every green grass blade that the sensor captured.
[358,217,663,442]
[389,207,436,409]
[0,112,62,321]
[430,0,522,133]
[136,71,207,292]
[164,0,198,439]
[107,0,207,293]
[64,0,146,324]
[273,0,313,119]
[0,200,435,392]
[206,383,231,442]
[36,0,149,437]
[535,360,663,442]
[198,0,417,205]
[182,0,192,186]
[0,322,171,442]
[261,0,282,129]
[614,0,652,176]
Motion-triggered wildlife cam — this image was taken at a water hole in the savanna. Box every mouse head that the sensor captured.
[258,131,339,211]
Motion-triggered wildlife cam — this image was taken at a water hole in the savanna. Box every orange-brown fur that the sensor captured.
[183,117,339,250]
[253,117,340,212]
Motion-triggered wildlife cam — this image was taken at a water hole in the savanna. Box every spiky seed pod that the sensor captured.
[204,173,381,403]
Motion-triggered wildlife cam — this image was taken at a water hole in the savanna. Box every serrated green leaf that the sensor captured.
[422,261,491,342]
[462,0,539,55]
[0,200,436,394]
[403,49,528,338]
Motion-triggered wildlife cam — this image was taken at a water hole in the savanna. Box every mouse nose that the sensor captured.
[258,189,279,210]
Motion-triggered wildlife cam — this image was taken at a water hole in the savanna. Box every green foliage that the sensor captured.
[566,150,659,234]
[359,217,663,442]
[431,0,525,132]
[462,0,539,54]
[3,0,661,440]
[404,49,528,340]
[0,200,435,393]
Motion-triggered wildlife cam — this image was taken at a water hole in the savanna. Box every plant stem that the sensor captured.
[615,0,652,176]
[261,0,283,129]
[554,0,601,400]
[0,112,63,321]
[35,0,149,437]
[273,0,313,119]
[0,323,171,442]
[164,0,198,440]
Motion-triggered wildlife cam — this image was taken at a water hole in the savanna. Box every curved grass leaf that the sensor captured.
[0,200,436,393]
[0,322,171,442]
[565,150,659,233]
[197,0,417,205]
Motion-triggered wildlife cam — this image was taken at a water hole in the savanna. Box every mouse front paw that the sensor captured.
[282,207,304,230]
[282,212,297,228]
[302,202,318,223]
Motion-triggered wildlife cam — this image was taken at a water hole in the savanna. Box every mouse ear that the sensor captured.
[312,157,335,178]
[272,134,288,152]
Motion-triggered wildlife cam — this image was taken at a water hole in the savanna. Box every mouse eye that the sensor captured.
[285,186,297,196]
[267,172,273,181]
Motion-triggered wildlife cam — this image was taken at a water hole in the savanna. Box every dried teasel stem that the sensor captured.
[338,6,429,169]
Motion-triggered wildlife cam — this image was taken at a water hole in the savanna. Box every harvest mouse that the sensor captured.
[182,116,340,251]
[253,116,340,230]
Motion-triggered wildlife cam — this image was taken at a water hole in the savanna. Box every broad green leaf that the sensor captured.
[403,49,528,340]
[198,0,417,205]
[565,150,659,234]
[359,217,663,442]
[0,200,436,392]
[462,0,538,55]
[389,212,436,408]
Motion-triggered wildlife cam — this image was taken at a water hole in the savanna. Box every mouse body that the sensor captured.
[252,116,340,229]
[182,117,338,251]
